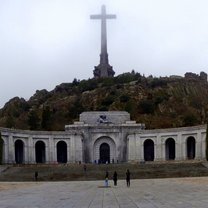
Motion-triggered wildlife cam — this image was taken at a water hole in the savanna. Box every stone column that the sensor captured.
[45,139,49,164]
[181,135,186,160]
[8,134,15,164]
[24,138,29,164]
[161,137,166,161]
[48,136,55,163]
[2,136,9,164]
[135,134,140,161]
[155,135,163,161]
[70,136,75,162]
[75,135,83,163]
[127,135,136,162]
[175,134,182,160]
[195,131,205,160]
[28,136,35,164]
[66,139,70,163]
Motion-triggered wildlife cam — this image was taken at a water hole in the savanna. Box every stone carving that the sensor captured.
[97,115,112,124]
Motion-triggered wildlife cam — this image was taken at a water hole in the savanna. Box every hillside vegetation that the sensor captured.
[0,72,208,130]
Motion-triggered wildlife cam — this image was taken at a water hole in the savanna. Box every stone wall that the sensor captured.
[0,116,206,164]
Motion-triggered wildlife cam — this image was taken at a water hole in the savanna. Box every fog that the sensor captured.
[0,0,208,107]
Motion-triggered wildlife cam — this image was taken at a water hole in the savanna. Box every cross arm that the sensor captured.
[90,15,102,19]
[90,14,116,19]
[106,15,116,19]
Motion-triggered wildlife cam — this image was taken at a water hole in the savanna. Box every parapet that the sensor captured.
[79,111,130,125]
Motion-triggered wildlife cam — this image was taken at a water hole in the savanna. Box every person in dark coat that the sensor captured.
[83,164,87,173]
[113,171,118,186]
[34,171,38,181]
[126,169,130,187]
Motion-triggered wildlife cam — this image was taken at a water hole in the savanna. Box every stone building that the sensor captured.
[0,111,206,164]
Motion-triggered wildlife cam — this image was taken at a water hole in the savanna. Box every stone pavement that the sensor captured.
[0,177,208,207]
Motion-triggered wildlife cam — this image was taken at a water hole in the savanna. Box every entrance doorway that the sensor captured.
[165,138,175,160]
[144,139,154,161]
[15,140,24,164]
[100,143,110,163]
[187,137,195,159]
[57,141,67,163]
[35,141,46,163]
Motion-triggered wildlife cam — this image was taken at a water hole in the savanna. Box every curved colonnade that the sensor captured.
[0,124,206,164]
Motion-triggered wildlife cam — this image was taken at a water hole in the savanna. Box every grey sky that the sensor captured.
[0,0,208,107]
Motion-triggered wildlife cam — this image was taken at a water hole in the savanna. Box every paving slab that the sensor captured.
[0,177,208,208]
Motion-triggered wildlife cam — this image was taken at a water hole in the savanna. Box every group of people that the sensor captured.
[105,169,131,187]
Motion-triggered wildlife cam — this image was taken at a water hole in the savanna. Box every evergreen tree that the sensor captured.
[41,106,51,130]
[28,110,40,130]
[5,115,15,128]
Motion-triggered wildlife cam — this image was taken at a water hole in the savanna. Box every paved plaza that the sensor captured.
[0,177,208,207]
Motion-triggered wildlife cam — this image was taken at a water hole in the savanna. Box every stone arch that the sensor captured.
[15,140,24,164]
[187,136,195,159]
[35,141,46,163]
[93,137,116,164]
[165,138,175,160]
[144,139,154,161]
[57,141,67,163]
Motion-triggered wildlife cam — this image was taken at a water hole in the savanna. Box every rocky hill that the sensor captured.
[0,71,208,130]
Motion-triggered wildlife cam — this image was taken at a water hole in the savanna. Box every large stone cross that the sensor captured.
[90,5,116,78]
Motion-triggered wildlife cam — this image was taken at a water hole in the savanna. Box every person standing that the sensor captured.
[34,171,38,181]
[113,171,117,186]
[105,171,109,187]
[126,169,130,187]
[83,164,87,173]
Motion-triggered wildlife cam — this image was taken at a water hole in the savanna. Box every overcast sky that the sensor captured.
[0,0,208,108]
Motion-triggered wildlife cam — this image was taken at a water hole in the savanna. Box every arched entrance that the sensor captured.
[57,141,67,163]
[93,137,116,164]
[35,141,46,163]
[15,140,24,164]
[100,143,110,164]
[144,139,154,161]
[165,138,175,160]
[187,137,195,159]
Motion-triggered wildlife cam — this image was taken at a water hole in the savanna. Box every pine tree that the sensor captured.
[28,110,40,130]
[41,106,51,130]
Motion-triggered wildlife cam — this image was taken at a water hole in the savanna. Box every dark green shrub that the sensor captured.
[28,110,40,130]
[120,94,130,103]
[101,96,115,106]
[138,100,155,114]
[41,106,52,130]
[183,114,198,126]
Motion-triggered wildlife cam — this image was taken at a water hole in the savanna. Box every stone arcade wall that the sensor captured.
[0,111,207,164]
[128,125,206,162]
[0,128,83,164]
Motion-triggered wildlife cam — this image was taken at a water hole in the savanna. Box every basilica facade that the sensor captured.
[0,111,206,164]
